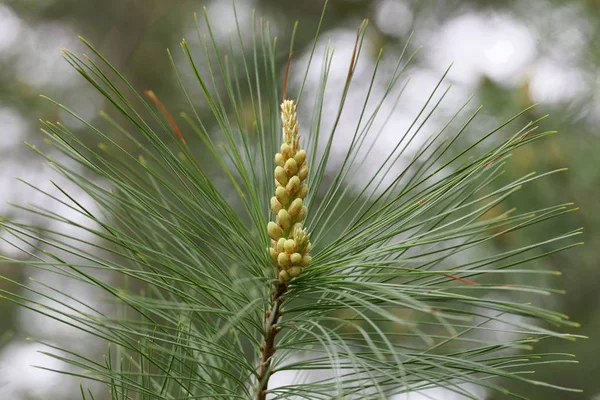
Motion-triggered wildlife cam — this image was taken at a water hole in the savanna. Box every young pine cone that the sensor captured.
[267,100,311,281]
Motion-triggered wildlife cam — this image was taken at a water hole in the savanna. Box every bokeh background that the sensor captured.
[0,0,598,399]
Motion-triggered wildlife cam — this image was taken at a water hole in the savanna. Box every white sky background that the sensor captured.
[0,0,596,398]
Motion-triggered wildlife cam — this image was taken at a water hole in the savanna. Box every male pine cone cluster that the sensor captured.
[267,100,312,281]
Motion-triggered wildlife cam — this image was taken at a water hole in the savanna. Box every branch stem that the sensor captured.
[256,280,287,400]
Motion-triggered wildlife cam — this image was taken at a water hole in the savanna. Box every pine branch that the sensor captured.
[0,3,582,399]
[257,280,287,400]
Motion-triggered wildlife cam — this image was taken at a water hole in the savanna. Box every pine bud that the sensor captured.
[267,222,283,240]
[286,176,301,195]
[277,238,286,253]
[297,184,308,199]
[296,229,306,242]
[301,255,312,267]
[269,247,278,262]
[288,266,302,278]
[294,229,309,250]
[297,206,307,222]
[275,186,289,205]
[290,252,302,264]
[281,143,292,158]
[291,223,303,238]
[288,198,303,218]
[274,153,285,167]
[270,196,282,214]
[277,252,291,268]
[284,239,296,254]
[274,166,288,185]
[294,150,306,166]
[297,164,309,181]
[277,209,291,231]
[267,100,312,280]
[284,157,298,176]
[279,270,290,281]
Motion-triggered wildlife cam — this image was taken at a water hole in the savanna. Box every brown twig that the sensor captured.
[256,281,287,400]
[444,274,478,285]
[144,90,186,145]
[144,90,207,171]
[282,52,293,101]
